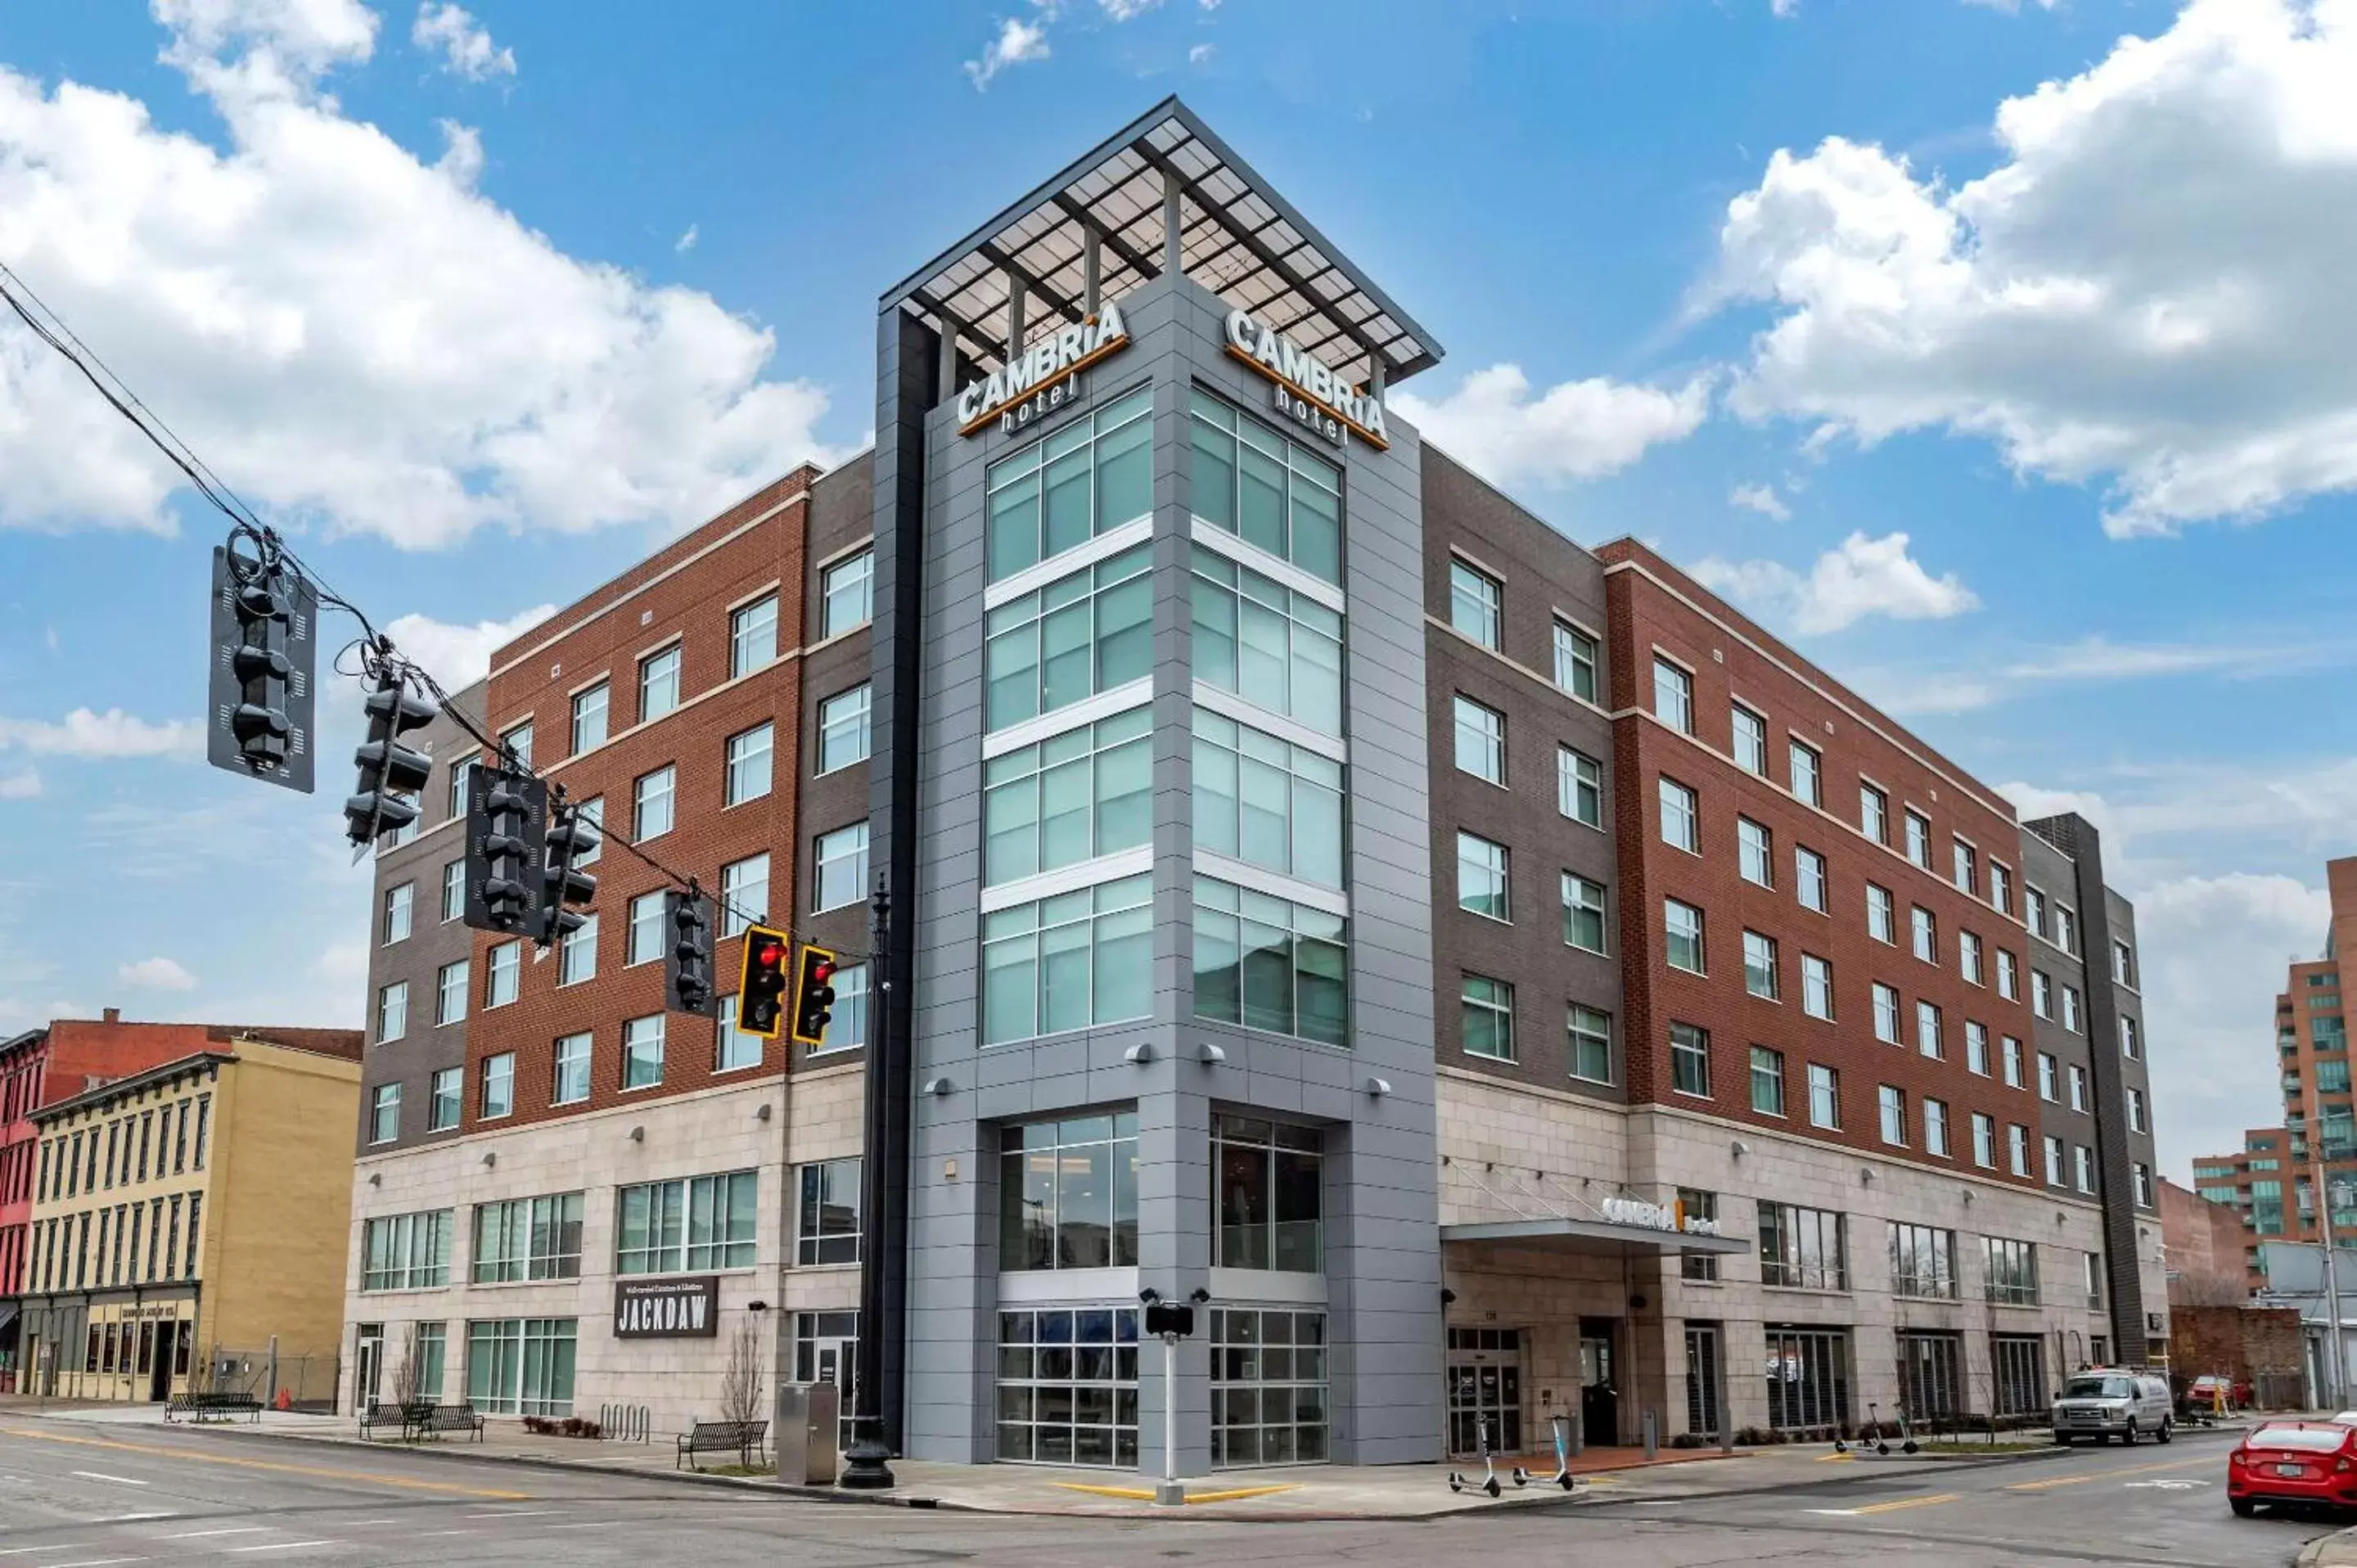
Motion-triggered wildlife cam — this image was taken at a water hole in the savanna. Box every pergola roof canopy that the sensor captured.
[883,97,1442,394]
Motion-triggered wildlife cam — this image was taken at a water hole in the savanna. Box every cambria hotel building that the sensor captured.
[343,99,2165,1470]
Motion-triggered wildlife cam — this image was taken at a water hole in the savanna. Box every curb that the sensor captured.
[2298,1526,2357,1568]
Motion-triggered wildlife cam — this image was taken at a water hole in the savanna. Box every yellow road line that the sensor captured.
[2006,1454,2214,1493]
[1815,1452,1857,1463]
[0,1426,530,1500]
[1183,1484,1298,1503]
[1050,1481,1155,1499]
[1847,1490,1961,1515]
[1046,1480,1304,1505]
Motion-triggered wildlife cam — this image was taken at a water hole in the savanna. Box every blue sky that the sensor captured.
[2,0,2353,1180]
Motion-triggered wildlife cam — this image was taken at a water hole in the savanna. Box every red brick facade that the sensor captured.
[1598,540,2044,1189]
[462,469,821,1133]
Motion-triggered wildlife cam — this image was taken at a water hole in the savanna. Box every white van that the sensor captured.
[2051,1368,2174,1444]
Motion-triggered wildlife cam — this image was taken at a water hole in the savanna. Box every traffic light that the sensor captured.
[736,926,793,1039]
[664,890,718,1016]
[205,542,317,792]
[344,668,435,847]
[791,944,838,1048]
[540,799,600,945]
[462,764,547,935]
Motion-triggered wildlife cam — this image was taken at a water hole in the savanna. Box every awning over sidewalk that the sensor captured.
[1441,1217,1750,1259]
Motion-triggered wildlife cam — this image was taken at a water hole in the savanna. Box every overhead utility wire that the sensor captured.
[0,263,856,960]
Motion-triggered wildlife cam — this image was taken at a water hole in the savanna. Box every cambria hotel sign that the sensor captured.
[956,303,1131,437]
[1224,308,1390,450]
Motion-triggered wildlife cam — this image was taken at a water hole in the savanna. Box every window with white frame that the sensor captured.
[2134,1163,2153,1208]
[1910,905,1937,962]
[730,592,778,677]
[987,874,1155,1045]
[822,550,873,638]
[500,722,533,770]
[633,764,675,840]
[2037,1051,2058,1102]
[473,1192,585,1283]
[1916,999,1942,1058]
[1989,860,2011,915]
[1984,1237,2039,1305]
[2067,1063,2088,1111]
[2056,904,2078,954]
[1924,1098,1949,1157]
[638,644,681,723]
[1449,560,1502,650]
[1557,746,1602,828]
[481,1052,515,1120]
[429,1067,461,1131]
[1961,930,1984,985]
[1461,975,1515,1061]
[816,962,868,1052]
[1742,930,1779,999]
[1449,831,1511,925]
[575,796,602,863]
[1904,809,1930,867]
[1796,846,1827,913]
[2031,971,2053,1019]
[1652,656,1692,733]
[627,891,665,966]
[622,1014,665,1090]
[2025,885,2047,938]
[1732,705,1767,774]
[441,858,466,922]
[725,722,774,805]
[2120,1015,2140,1059]
[1568,1006,1611,1084]
[2044,1135,2064,1187]
[378,980,408,1043]
[1807,1063,1840,1129]
[571,681,608,755]
[1866,985,1898,1047]
[1860,783,1888,844]
[1453,695,1505,785]
[1561,872,1607,954]
[818,687,871,774]
[1665,899,1705,974]
[796,1160,862,1264]
[1659,777,1699,853]
[1751,1045,1787,1115]
[720,854,769,939]
[435,959,468,1027]
[814,822,868,912]
[1996,948,2020,1000]
[1966,1021,1990,1076]
[2127,1086,2147,1132]
[368,1083,399,1145]
[1867,884,1895,944]
[2061,985,2082,1034]
[1972,1112,1996,1168]
[2075,1146,2096,1193]
[715,995,761,1072]
[2111,938,2135,987]
[1737,818,1773,887]
[552,1032,591,1105]
[361,1210,452,1291]
[447,753,479,822]
[616,1170,759,1274]
[1788,740,1821,807]
[558,913,597,985]
[993,705,1156,885]
[1670,1022,1710,1096]
[1553,620,1598,701]
[1879,1085,1906,1147]
[1952,839,1976,894]
[2008,1124,2030,1177]
[1801,953,1833,1019]
[484,940,520,1007]
[383,882,413,944]
[2003,1035,2024,1088]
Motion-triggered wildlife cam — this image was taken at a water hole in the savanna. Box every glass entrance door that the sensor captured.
[355,1323,384,1411]
[1684,1323,1723,1438]
[1446,1327,1523,1458]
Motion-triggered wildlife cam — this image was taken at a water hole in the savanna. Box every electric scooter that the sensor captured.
[1512,1413,1582,1492]
[1449,1415,1504,1498]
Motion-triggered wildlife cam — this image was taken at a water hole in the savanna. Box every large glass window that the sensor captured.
[1759,1203,1846,1290]
[1191,709,1342,885]
[995,1307,1139,1468]
[986,706,1152,885]
[1659,777,1699,852]
[988,387,1152,581]
[1561,872,1606,953]
[999,1113,1138,1269]
[984,875,1153,1044]
[1189,389,1341,583]
[1212,1115,1321,1272]
[466,1318,575,1418]
[1553,622,1598,701]
[817,687,870,775]
[1458,832,1510,921]
[570,681,607,755]
[1461,975,1515,1061]
[1192,877,1347,1046]
[730,593,777,677]
[987,544,1152,732]
[622,1015,665,1089]
[1890,1223,1957,1298]
[472,1193,584,1283]
[725,722,774,804]
[814,822,868,912]
[615,1170,759,1274]
[1211,1308,1327,1467]
[1449,560,1501,649]
[1569,1007,1611,1084]
[822,550,873,638]
[1192,546,1344,736]
[638,645,681,723]
[796,1159,861,1265]
[361,1210,453,1291]
[1558,746,1602,827]
[1982,1237,2040,1305]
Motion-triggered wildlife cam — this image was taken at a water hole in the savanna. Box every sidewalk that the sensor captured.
[0,1401,2096,1521]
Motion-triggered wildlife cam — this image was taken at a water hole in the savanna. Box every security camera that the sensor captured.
[1138,1286,1161,1304]
[1188,1287,1211,1305]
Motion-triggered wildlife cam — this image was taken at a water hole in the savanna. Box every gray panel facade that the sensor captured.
[895,270,1441,1469]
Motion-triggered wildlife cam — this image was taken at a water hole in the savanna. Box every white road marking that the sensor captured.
[0,1549,97,1558]
[69,1472,149,1487]
[546,1523,619,1531]
[49,1559,145,1568]
[110,1516,171,1523]
[226,1545,338,1555]
[161,1528,270,1539]
[465,1510,561,1517]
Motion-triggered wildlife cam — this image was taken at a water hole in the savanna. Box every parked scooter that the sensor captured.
[1449,1415,1504,1498]
[1512,1413,1583,1492]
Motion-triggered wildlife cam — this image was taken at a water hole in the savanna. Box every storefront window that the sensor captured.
[471,1193,584,1283]
[1191,877,1347,1046]
[995,1307,1139,1467]
[1188,389,1342,583]
[985,388,1152,583]
[998,1113,1138,1270]
[615,1171,757,1274]
[1211,1115,1322,1272]
[1210,1309,1327,1467]
[466,1318,576,1417]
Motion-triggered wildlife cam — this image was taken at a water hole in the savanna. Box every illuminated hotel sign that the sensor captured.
[1224,308,1390,451]
[1601,1194,1723,1238]
[955,303,1130,436]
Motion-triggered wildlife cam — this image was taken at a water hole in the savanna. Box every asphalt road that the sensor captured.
[0,1419,2341,1566]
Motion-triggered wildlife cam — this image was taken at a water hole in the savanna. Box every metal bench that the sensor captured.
[413,1401,484,1442]
[358,1400,410,1439]
[676,1419,767,1470]
[164,1391,263,1423]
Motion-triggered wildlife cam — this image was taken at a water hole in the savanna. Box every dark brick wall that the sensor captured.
[794,449,877,1065]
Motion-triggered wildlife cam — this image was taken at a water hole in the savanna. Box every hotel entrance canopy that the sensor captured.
[1441,1217,1749,1259]
[1440,1164,1747,1259]
[881,97,1443,398]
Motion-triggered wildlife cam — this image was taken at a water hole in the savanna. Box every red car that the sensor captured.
[2229,1421,2357,1516]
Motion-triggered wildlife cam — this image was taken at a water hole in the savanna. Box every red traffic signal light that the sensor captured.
[792,946,839,1048]
[737,925,794,1039]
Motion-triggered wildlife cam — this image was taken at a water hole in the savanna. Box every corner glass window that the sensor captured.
[987,706,1153,886]
[986,544,1152,733]
[999,1112,1139,1269]
[1211,1115,1322,1271]
[982,875,1153,1045]
[1191,546,1344,737]
[1190,388,1341,583]
[1192,708,1344,887]
[987,388,1152,583]
[1192,876,1347,1046]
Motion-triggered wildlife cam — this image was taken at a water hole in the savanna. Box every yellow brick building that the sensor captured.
[18,1033,362,1404]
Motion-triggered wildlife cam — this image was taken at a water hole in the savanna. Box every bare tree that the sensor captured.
[719,1312,764,1462]
[391,1333,422,1409]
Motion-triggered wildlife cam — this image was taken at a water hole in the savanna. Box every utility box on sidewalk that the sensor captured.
[776,1383,839,1485]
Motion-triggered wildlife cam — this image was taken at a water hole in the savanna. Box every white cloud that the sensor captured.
[0,708,199,759]
[674,223,698,254]
[1728,481,1791,520]
[1690,530,1979,634]
[1711,0,2357,536]
[412,2,514,79]
[1392,365,1710,487]
[0,6,840,549]
[1963,0,2058,11]
[0,768,39,799]
[1771,0,1800,16]
[2002,636,2285,683]
[1100,0,1163,16]
[1188,43,1215,64]
[965,16,1051,89]
[118,955,197,991]
[383,603,557,690]
[1849,667,1999,717]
